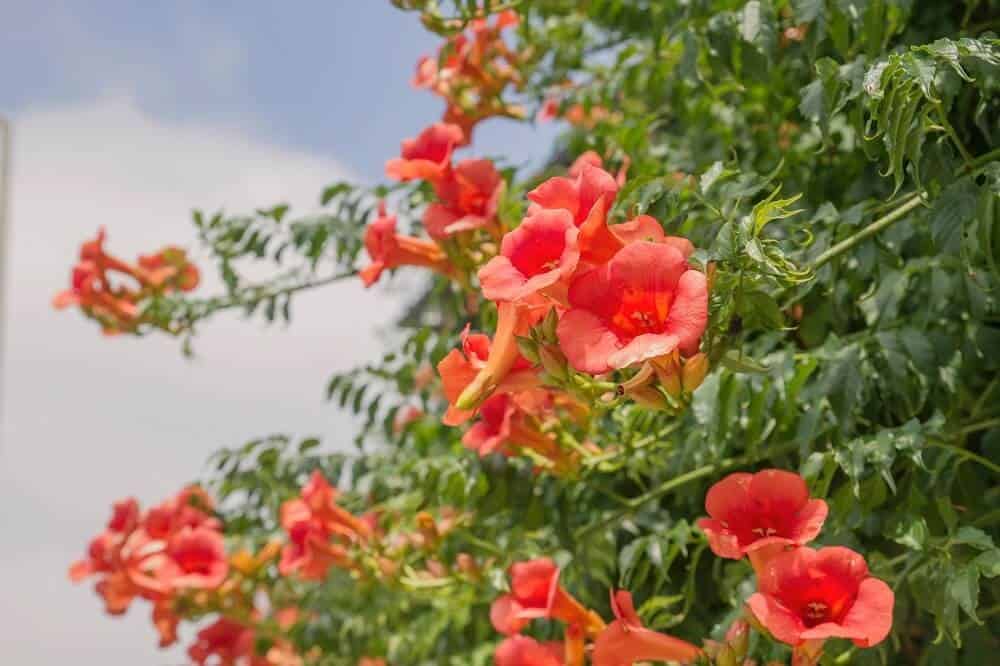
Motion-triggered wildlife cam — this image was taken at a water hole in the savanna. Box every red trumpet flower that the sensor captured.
[592,590,704,665]
[424,158,503,240]
[697,469,828,562]
[478,209,580,303]
[494,635,564,666]
[359,202,454,287]
[556,241,708,374]
[385,123,464,182]
[437,325,538,426]
[490,558,606,638]
[747,546,894,649]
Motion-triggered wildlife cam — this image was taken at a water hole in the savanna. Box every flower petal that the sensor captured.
[557,309,620,374]
[746,592,806,646]
[664,269,709,356]
[837,577,895,648]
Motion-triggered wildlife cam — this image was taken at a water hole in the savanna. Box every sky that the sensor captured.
[0,2,557,663]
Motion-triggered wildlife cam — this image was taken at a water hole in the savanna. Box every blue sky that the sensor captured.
[0,3,558,663]
[0,0,556,180]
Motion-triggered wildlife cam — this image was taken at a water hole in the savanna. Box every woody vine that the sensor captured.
[57,1,1000,665]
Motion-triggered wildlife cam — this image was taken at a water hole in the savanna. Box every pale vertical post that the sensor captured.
[0,116,10,388]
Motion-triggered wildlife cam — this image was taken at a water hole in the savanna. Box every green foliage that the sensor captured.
[130,0,1000,662]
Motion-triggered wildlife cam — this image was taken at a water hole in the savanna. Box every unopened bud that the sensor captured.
[725,619,749,659]
[681,353,709,392]
[229,549,256,576]
[628,386,669,410]
[377,557,398,578]
[455,553,480,579]
[743,605,768,636]
[540,308,560,342]
[653,357,682,397]
[716,645,739,666]
[539,346,568,381]
[415,511,439,548]
[516,335,541,365]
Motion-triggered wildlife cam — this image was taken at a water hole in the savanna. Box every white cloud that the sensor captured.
[0,98,402,664]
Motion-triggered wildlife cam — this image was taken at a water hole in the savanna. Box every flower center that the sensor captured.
[803,601,830,626]
[751,526,777,537]
[607,288,673,340]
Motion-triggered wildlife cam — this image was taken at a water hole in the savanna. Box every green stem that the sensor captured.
[574,461,726,540]
[812,192,927,270]
[929,438,1000,475]
[809,147,1000,273]
[965,146,1000,172]
[933,100,974,165]
[956,417,1000,438]
[961,603,1000,631]
[973,508,1000,528]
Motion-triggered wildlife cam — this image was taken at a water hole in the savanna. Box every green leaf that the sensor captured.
[930,177,979,253]
[949,565,981,622]
[792,0,824,23]
[953,526,995,551]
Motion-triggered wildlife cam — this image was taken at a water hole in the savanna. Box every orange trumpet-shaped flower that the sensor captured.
[187,617,264,666]
[137,246,200,291]
[697,469,828,565]
[152,600,180,648]
[592,590,703,665]
[556,241,708,374]
[528,163,618,229]
[462,393,579,474]
[385,122,464,182]
[747,546,894,649]
[478,209,580,303]
[163,525,230,590]
[494,635,564,666]
[54,228,201,334]
[490,558,606,638]
[144,484,220,540]
[412,10,523,144]
[454,298,547,410]
[278,471,369,580]
[359,203,454,287]
[301,470,372,540]
[437,324,538,425]
[424,158,504,240]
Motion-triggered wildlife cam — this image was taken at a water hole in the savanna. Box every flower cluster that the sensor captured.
[53,228,199,334]
[69,487,306,665]
[411,9,526,144]
[61,5,922,664]
[70,471,490,665]
[489,557,704,665]
[364,121,505,288]
[481,470,894,666]
[278,470,374,579]
[698,469,894,664]
[69,487,227,647]
[388,147,709,472]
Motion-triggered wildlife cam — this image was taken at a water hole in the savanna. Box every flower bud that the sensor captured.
[653,356,682,397]
[516,335,541,365]
[540,307,560,342]
[415,511,439,548]
[628,386,669,410]
[455,553,480,579]
[715,645,738,666]
[539,346,569,381]
[681,353,709,392]
[725,619,749,659]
